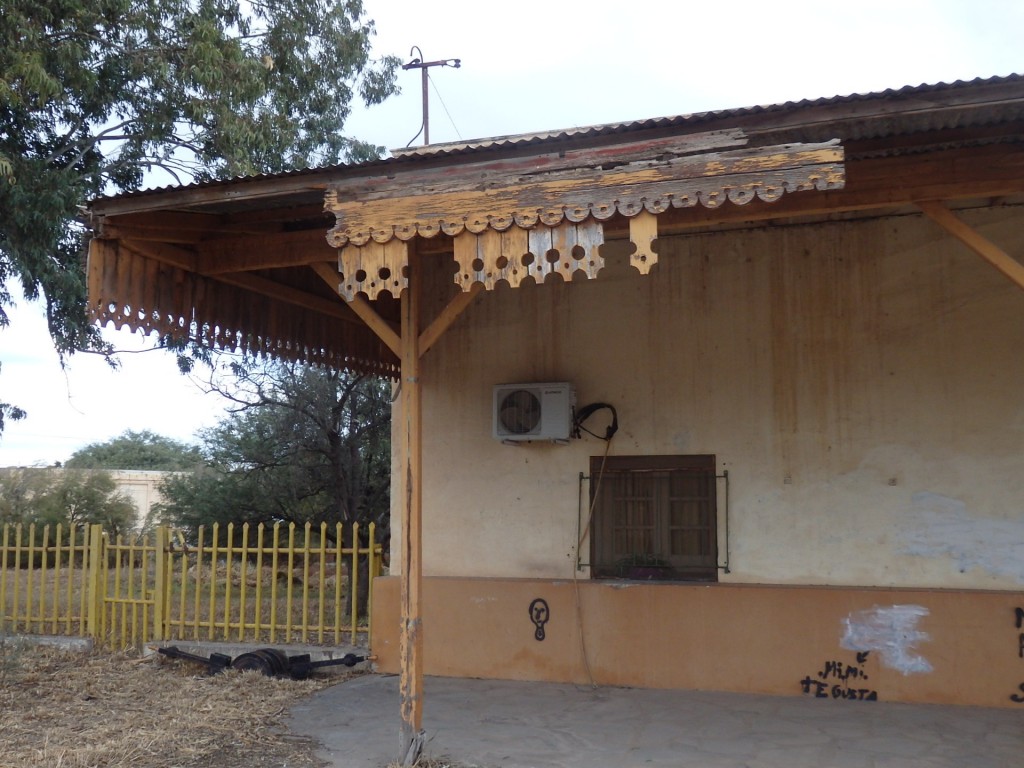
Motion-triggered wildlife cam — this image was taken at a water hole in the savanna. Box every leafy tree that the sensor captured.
[157,363,391,535]
[0,0,400,423]
[65,429,202,470]
[155,362,391,612]
[0,467,136,538]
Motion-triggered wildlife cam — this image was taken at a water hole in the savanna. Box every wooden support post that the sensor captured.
[86,524,104,640]
[917,200,1024,291]
[399,250,425,765]
[324,242,483,762]
[152,526,168,643]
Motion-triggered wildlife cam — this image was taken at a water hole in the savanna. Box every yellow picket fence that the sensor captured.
[0,521,383,649]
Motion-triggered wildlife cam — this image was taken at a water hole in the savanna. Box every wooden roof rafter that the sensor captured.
[87,235,401,378]
[917,200,1024,291]
[84,82,1024,378]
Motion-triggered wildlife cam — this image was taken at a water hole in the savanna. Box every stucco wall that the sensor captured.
[392,206,1024,591]
[108,470,170,529]
[371,576,1024,708]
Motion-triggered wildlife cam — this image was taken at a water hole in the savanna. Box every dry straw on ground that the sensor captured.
[0,641,352,767]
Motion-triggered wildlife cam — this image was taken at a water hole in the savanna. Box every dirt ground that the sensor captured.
[0,640,348,767]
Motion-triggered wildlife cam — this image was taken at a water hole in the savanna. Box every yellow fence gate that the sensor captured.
[0,521,383,649]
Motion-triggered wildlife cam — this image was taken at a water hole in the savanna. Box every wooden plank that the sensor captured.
[343,130,751,200]
[86,239,113,313]
[102,223,209,245]
[419,282,483,356]
[199,228,335,275]
[399,250,425,764]
[326,143,845,245]
[916,200,1024,291]
[337,240,410,301]
[602,143,1024,239]
[628,211,659,274]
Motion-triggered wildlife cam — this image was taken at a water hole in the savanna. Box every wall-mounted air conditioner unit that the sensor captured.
[493,382,575,442]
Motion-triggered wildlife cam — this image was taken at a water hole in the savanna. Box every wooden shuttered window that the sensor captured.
[590,455,718,581]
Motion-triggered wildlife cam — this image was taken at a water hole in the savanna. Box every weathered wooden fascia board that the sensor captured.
[89,178,330,218]
[87,131,747,221]
[328,129,749,199]
[601,142,1024,238]
[96,210,230,241]
[326,141,844,246]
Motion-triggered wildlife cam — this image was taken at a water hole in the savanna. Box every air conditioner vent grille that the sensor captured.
[498,389,542,434]
[493,382,574,442]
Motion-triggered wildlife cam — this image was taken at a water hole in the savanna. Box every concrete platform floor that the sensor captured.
[287,675,1023,768]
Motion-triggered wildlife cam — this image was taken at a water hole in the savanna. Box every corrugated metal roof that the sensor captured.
[93,73,1024,205]
[390,73,1024,157]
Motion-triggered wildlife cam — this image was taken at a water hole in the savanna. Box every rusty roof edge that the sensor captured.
[89,73,1024,215]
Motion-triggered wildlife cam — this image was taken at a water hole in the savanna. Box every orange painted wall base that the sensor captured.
[371,576,1024,708]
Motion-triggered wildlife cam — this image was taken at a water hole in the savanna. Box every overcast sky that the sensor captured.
[1,0,1021,467]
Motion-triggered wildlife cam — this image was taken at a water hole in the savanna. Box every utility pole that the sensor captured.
[402,46,460,146]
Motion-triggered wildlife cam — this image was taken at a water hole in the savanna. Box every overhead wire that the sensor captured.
[429,74,462,141]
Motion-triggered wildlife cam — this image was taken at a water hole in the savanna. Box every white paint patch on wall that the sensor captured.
[840,605,933,675]
[899,492,1024,583]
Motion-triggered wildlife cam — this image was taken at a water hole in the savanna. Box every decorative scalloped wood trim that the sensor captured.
[338,239,410,301]
[453,220,605,291]
[86,238,400,377]
[628,211,659,274]
[325,142,844,248]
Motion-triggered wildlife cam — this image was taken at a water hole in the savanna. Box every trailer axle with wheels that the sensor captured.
[157,645,366,679]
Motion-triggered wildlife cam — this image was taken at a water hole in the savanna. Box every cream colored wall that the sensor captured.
[392,206,1024,591]
[108,470,170,529]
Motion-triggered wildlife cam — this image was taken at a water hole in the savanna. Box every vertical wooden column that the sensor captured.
[398,250,425,764]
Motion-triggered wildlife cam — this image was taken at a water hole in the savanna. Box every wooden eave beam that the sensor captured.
[326,142,844,245]
[117,233,375,334]
[104,209,222,228]
[602,142,1024,238]
[916,200,1024,291]
[198,228,336,275]
[101,202,329,237]
[213,271,364,326]
[105,223,208,245]
[309,260,480,359]
[90,177,330,218]
[121,238,197,272]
